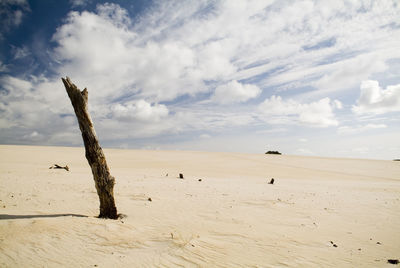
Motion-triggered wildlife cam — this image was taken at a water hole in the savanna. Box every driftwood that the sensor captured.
[62,77,118,219]
[49,164,69,171]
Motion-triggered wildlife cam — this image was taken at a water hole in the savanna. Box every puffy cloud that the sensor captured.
[1,1,400,152]
[52,8,135,76]
[46,1,400,106]
[0,75,72,135]
[96,3,131,28]
[111,100,168,122]
[49,1,400,106]
[212,80,261,104]
[0,75,32,98]
[51,6,201,103]
[259,96,339,127]
[352,80,400,114]
[311,53,388,96]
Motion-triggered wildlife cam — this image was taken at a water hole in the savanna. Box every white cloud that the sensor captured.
[0,61,8,72]
[212,80,260,104]
[1,1,400,157]
[311,53,388,96]
[1,0,28,4]
[0,0,30,38]
[69,0,90,8]
[0,75,73,135]
[11,45,30,59]
[255,128,287,134]
[51,6,202,103]
[46,1,400,107]
[333,100,342,109]
[23,131,42,141]
[352,80,400,114]
[111,100,168,122]
[259,96,339,127]
[173,107,256,131]
[338,123,387,135]
[48,1,400,106]
[0,75,32,96]
[199,134,211,139]
[96,3,131,28]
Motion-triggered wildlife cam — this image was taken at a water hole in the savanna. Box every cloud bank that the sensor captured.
[259,96,340,127]
[0,0,399,158]
[212,80,261,104]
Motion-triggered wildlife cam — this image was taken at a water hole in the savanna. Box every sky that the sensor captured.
[0,0,400,160]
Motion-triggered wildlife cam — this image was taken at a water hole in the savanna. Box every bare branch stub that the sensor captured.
[49,164,69,171]
[62,77,118,219]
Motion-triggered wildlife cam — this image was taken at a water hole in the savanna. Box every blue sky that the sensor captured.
[1,0,400,159]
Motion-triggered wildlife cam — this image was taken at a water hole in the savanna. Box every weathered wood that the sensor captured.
[62,77,118,219]
[49,164,69,171]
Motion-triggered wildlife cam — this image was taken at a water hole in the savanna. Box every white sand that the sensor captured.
[0,145,399,267]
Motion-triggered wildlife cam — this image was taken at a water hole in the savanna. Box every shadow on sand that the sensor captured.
[0,214,88,220]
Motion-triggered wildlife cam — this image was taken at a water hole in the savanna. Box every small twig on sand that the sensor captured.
[49,164,69,171]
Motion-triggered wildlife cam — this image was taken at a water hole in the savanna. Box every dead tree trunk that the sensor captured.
[62,77,118,219]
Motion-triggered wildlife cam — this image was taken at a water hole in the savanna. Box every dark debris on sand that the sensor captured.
[388,259,399,265]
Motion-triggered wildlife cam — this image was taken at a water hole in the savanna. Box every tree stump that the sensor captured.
[62,77,118,219]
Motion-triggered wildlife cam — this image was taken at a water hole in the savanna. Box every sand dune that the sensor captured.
[1,145,399,267]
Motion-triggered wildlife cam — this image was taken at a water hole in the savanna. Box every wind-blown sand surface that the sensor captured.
[0,145,399,267]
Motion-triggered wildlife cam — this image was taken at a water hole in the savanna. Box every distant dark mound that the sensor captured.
[265,151,282,155]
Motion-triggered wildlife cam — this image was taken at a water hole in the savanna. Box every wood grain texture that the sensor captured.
[62,77,118,219]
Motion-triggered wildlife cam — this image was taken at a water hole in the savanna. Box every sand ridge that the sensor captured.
[0,145,399,267]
